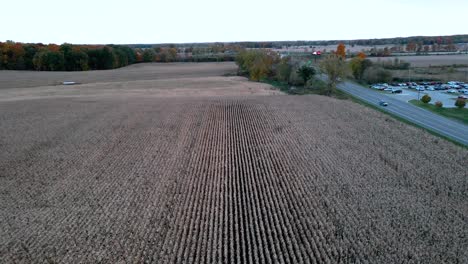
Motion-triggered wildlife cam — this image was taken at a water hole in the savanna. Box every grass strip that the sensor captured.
[409,99,468,125]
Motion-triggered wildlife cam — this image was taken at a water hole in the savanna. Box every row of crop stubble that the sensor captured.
[0,95,467,263]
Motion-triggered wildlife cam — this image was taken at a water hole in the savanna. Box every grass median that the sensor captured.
[409,99,468,124]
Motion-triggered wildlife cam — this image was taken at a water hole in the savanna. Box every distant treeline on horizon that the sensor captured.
[1,34,467,72]
[128,34,468,49]
[0,42,136,71]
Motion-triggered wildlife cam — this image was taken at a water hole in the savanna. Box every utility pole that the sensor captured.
[408,68,411,83]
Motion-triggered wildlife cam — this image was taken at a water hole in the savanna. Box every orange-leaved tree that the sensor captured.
[336,43,346,59]
[357,52,367,59]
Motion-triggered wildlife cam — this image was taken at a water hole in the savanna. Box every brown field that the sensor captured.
[368,55,468,82]
[369,54,468,67]
[391,68,468,83]
[0,63,467,263]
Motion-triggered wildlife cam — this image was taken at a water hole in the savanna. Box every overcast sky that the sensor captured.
[2,0,467,44]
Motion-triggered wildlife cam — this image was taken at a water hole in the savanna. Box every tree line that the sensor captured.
[135,44,238,63]
[235,44,406,95]
[0,41,136,71]
[127,34,468,51]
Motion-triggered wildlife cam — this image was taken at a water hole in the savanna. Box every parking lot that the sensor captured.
[370,82,467,108]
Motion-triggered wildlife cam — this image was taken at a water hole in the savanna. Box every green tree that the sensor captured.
[101,47,117,69]
[275,57,292,83]
[23,44,40,70]
[349,57,372,80]
[296,65,316,84]
[61,43,87,71]
[46,51,65,71]
[32,50,47,70]
[319,54,348,95]
[143,49,156,62]
[86,47,117,70]
[421,94,431,104]
[69,49,89,71]
[33,50,65,71]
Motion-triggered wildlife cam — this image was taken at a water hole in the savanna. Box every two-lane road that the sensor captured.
[338,81,468,146]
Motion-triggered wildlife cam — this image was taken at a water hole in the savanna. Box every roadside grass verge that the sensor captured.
[409,100,468,124]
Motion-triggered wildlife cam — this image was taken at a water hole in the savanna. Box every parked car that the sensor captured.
[458,95,468,99]
[415,86,425,91]
[447,81,463,86]
[426,86,435,91]
[391,89,402,94]
[447,89,458,94]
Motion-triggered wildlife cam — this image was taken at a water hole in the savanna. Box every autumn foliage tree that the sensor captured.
[406,42,417,52]
[0,41,137,71]
[235,49,279,81]
[0,41,26,70]
[455,98,466,108]
[349,55,373,81]
[336,43,346,58]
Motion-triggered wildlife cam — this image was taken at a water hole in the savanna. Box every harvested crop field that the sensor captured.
[1,63,467,263]
[369,54,468,67]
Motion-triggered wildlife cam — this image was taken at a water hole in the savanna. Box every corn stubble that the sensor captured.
[0,96,466,263]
